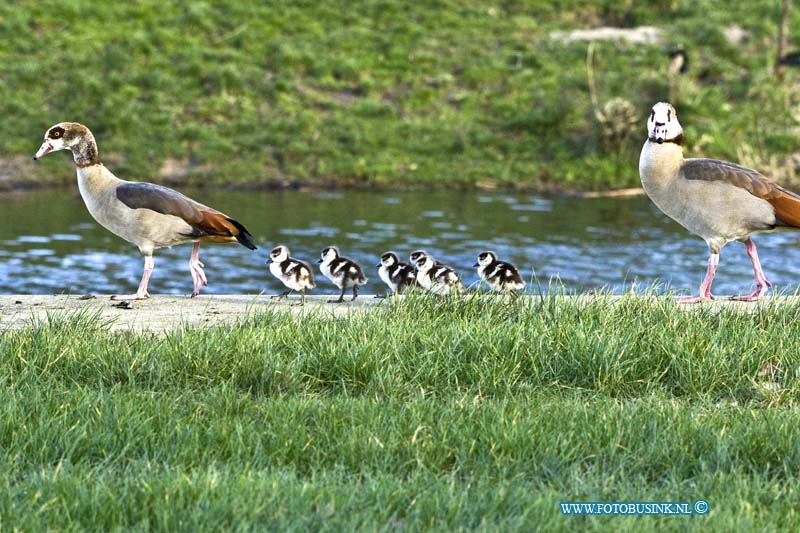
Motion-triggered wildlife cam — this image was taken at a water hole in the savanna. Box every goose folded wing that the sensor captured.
[115,182,238,239]
[680,158,781,199]
[682,158,800,226]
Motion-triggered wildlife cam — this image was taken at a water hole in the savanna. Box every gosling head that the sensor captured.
[414,255,434,273]
[378,251,399,268]
[318,246,340,265]
[409,250,429,266]
[474,251,498,268]
[269,245,290,263]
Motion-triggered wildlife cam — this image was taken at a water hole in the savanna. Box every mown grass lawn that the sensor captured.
[3,1,800,191]
[1,294,799,530]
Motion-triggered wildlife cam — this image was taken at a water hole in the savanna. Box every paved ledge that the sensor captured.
[0,294,385,333]
[0,294,790,333]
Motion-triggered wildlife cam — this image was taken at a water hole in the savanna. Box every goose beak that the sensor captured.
[375,263,381,267]
[317,259,323,264]
[473,262,479,267]
[33,141,54,160]
[653,122,667,144]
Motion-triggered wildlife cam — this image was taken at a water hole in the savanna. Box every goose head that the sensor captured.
[33,122,96,160]
[647,102,683,144]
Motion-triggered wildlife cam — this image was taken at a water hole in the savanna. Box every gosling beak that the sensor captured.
[33,141,54,160]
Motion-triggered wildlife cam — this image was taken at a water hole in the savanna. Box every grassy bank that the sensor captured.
[2,294,800,530]
[3,2,800,191]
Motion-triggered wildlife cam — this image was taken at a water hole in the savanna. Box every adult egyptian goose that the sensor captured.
[33,122,256,299]
[639,102,800,302]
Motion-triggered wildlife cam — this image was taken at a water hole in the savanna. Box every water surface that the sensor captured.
[1,188,798,297]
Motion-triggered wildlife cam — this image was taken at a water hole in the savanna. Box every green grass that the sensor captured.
[3,1,800,191]
[2,294,800,530]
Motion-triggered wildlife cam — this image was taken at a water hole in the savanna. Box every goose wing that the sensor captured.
[681,158,780,199]
[116,182,256,248]
[682,158,800,226]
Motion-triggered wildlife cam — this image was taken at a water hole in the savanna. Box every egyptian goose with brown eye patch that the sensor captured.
[317,246,367,303]
[268,245,315,305]
[33,122,256,300]
[474,251,525,295]
[639,102,800,302]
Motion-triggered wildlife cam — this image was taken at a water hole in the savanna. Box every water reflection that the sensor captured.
[0,188,797,296]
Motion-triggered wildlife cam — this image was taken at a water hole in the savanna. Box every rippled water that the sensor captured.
[1,188,799,297]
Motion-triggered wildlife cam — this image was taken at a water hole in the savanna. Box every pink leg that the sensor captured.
[189,242,207,298]
[677,252,718,304]
[730,239,771,302]
[112,255,154,300]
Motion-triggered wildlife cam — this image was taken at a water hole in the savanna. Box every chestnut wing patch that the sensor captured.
[768,188,800,227]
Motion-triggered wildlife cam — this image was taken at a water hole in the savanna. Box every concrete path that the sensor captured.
[0,294,786,333]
